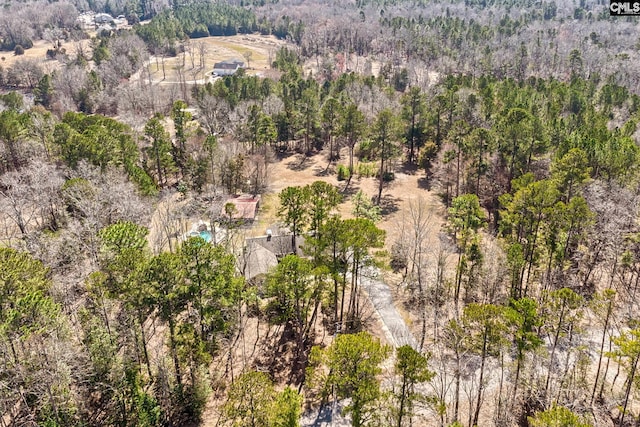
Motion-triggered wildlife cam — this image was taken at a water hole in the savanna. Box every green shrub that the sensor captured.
[14,45,24,55]
[357,162,377,178]
[357,139,374,161]
[336,164,350,181]
[191,24,210,38]
[92,45,109,65]
[126,13,140,25]
[165,45,178,57]
[418,141,439,173]
[352,190,381,222]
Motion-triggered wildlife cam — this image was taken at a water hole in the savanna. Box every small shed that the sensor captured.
[222,195,260,222]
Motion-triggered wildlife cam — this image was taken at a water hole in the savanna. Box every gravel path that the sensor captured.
[360,265,418,350]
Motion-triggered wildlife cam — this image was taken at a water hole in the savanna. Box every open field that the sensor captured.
[256,149,446,257]
[0,39,62,71]
[143,34,288,85]
[1,33,289,88]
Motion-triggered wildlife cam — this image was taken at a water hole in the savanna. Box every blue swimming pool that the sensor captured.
[199,230,212,243]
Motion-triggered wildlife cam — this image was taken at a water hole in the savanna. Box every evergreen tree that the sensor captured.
[144,115,175,188]
[528,405,592,427]
[340,103,366,184]
[401,86,427,164]
[278,185,311,254]
[307,332,390,427]
[447,194,485,311]
[371,108,401,203]
[34,74,54,108]
[321,97,343,161]
[393,345,435,427]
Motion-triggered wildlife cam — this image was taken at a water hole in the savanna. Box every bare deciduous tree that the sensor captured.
[197,41,207,70]
[0,160,63,237]
[6,59,43,89]
[393,197,442,350]
[197,93,230,136]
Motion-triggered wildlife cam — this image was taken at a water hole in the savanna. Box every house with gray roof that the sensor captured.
[242,229,305,279]
[212,59,245,76]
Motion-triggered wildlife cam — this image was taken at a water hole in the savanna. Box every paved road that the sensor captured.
[360,265,418,349]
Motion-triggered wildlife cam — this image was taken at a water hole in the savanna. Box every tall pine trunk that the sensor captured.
[620,352,640,427]
[472,332,488,427]
[168,316,182,386]
[592,297,613,404]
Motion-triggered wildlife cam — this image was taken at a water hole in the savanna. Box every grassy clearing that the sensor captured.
[143,34,286,84]
[251,192,279,237]
[213,40,267,62]
[0,39,61,69]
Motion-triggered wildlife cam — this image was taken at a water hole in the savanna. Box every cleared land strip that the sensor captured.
[360,265,418,349]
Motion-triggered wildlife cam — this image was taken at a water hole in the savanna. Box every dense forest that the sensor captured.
[2,0,640,426]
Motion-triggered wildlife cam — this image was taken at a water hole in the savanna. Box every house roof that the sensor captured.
[94,13,114,23]
[213,62,240,70]
[223,195,260,220]
[245,234,305,257]
[213,59,245,70]
[243,242,278,279]
[223,59,244,65]
[243,231,305,279]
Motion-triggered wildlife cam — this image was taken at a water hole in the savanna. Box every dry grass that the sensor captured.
[249,192,278,237]
[142,34,288,85]
[0,33,287,89]
[262,149,446,261]
[0,39,62,71]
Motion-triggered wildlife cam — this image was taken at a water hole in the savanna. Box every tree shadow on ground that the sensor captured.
[275,149,295,161]
[314,158,338,177]
[417,176,432,190]
[305,402,349,427]
[313,165,331,176]
[378,194,401,216]
[250,316,314,386]
[253,321,296,383]
[399,162,419,175]
[339,180,361,197]
[286,154,313,171]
